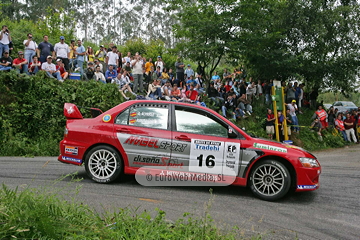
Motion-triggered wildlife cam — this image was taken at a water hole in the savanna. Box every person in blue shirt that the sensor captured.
[186,75,196,90]
[105,65,117,83]
[74,39,86,77]
[211,71,220,82]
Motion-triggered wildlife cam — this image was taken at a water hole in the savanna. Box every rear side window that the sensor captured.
[115,104,169,130]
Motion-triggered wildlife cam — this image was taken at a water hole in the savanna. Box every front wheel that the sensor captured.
[249,160,291,201]
[85,145,123,183]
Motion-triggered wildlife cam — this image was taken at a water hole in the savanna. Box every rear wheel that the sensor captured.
[85,145,123,183]
[249,160,291,201]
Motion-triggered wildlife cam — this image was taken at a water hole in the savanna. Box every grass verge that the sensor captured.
[0,182,241,239]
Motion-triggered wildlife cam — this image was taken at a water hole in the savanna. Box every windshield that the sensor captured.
[343,102,356,107]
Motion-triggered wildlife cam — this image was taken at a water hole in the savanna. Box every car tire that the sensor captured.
[249,159,291,201]
[85,145,123,183]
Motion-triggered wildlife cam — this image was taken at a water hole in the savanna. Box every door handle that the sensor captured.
[117,128,131,133]
[175,135,191,142]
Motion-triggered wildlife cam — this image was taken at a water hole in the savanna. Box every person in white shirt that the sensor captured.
[131,55,144,93]
[53,36,70,71]
[23,33,37,65]
[41,55,62,81]
[94,66,106,83]
[155,56,165,73]
[112,71,136,100]
[0,25,11,58]
[106,46,119,69]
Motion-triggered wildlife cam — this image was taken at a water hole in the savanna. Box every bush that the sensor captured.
[0,71,125,156]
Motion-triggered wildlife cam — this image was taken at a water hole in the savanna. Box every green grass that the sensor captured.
[0,180,242,239]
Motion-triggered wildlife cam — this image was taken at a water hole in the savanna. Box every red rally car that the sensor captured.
[58,101,321,201]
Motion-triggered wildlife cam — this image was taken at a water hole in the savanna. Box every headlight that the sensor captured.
[299,157,319,168]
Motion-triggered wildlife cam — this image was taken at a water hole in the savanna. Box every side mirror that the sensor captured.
[228,127,237,138]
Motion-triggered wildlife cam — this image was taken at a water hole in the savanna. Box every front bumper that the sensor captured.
[295,166,321,192]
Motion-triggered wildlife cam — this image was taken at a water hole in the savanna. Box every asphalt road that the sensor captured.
[0,145,359,240]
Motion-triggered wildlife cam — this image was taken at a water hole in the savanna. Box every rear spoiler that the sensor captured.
[64,103,103,119]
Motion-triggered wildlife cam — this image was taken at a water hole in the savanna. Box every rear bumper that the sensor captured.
[58,140,84,166]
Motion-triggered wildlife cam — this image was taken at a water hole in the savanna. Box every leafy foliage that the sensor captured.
[0,71,125,156]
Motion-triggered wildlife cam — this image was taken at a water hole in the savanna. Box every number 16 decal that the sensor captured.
[189,139,224,174]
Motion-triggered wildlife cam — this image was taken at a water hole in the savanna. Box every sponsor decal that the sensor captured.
[194,140,221,151]
[253,143,287,153]
[61,156,82,163]
[102,114,111,122]
[65,146,78,155]
[124,136,187,152]
[297,185,317,190]
[129,119,136,124]
[133,155,184,168]
[67,106,74,114]
[130,112,137,117]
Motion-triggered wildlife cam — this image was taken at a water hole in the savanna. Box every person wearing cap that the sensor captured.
[184,64,194,80]
[56,59,69,80]
[41,56,62,81]
[23,33,37,65]
[54,36,70,71]
[12,51,29,74]
[155,56,165,73]
[287,99,299,133]
[37,35,54,63]
[0,50,13,71]
[0,25,11,58]
[69,40,77,69]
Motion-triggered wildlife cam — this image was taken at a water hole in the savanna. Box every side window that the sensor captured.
[131,107,168,129]
[175,109,228,138]
[115,108,129,125]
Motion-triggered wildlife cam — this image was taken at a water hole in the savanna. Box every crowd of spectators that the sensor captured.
[1,26,359,142]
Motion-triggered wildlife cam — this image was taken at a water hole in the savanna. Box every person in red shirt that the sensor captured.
[12,51,29,74]
[28,55,41,74]
[312,105,328,129]
[335,114,348,141]
[344,113,358,143]
[184,83,198,102]
[56,59,68,80]
[224,80,231,93]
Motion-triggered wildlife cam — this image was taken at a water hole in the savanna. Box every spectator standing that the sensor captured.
[69,40,77,69]
[287,100,299,132]
[223,69,232,86]
[246,81,256,103]
[123,52,131,64]
[266,109,275,140]
[335,114,348,142]
[86,47,94,63]
[263,81,272,105]
[278,111,285,142]
[184,64,194,80]
[37,35,54,63]
[344,113,357,143]
[327,106,336,128]
[0,51,12,71]
[0,25,11,58]
[53,36,70,71]
[155,56,165,73]
[23,33,37,65]
[285,108,292,138]
[131,54,145,93]
[74,40,86,76]
[286,82,296,103]
[41,56,62,81]
[28,55,41,74]
[12,51,29,74]
[145,58,154,74]
[256,80,263,97]
[175,56,185,86]
[106,46,119,69]
[95,45,107,70]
